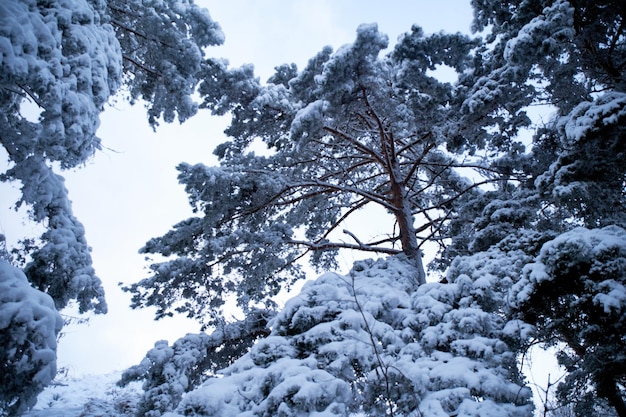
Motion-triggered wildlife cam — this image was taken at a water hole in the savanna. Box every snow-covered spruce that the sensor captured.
[166,256,532,417]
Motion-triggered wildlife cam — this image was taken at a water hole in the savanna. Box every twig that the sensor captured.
[348,271,395,417]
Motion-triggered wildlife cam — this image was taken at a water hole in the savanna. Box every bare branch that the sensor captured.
[343,229,364,247]
[287,238,402,255]
[322,126,386,168]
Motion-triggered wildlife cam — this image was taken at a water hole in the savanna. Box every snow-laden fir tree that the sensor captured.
[512,226,626,417]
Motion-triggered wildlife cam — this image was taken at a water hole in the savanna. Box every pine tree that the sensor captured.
[124,1,626,415]
[124,23,498,326]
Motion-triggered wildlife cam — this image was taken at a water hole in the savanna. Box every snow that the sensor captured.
[161,256,533,416]
[503,0,574,65]
[0,260,64,414]
[290,99,329,141]
[6,1,613,415]
[594,279,626,314]
[23,372,142,417]
[519,226,626,294]
[558,92,626,143]
[3,245,556,416]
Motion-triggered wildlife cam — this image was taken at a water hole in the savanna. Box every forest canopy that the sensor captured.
[1,0,625,416]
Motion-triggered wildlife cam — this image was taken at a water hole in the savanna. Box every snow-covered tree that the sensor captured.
[122,1,625,415]
[108,0,224,127]
[1,0,224,412]
[1,0,121,313]
[118,309,273,417]
[1,0,224,313]
[122,23,506,326]
[444,1,626,414]
[439,0,626,233]
[0,260,63,416]
[518,228,626,417]
[148,256,532,417]
[511,226,626,416]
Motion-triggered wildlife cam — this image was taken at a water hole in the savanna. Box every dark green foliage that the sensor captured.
[512,227,626,416]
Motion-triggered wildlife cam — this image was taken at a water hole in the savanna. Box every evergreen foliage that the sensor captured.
[3,0,625,415]
[0,260,63,416]
[452,0,626,414]
[512,226,626,416]
[125,23,499,326]
[118,309,274,417]
[0,0,223,413]
[170,257,533,417]
[124,1,626,415]
[126,1,626,415]
[0,0,224,313]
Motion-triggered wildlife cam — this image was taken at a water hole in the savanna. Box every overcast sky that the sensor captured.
[1,1,474,376]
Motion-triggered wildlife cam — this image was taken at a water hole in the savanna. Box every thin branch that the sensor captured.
[343,229,364,247]
[323,126,387,168]
[15,84,45,108]
[412,178,496,216]
[405,160,455,203]
[396,131,433,156]
[403,142,437,185]
[286,178,396,211]
[112,20,175,49]
[359,88,396,181]
[122,55,162,78]
[346,272,396,417]
[318,198,371,242]
[364,235,400,247]
[287,238,401,255]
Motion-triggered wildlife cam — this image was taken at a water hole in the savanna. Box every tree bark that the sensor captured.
[389,176,426,286]
[377,111,426,286]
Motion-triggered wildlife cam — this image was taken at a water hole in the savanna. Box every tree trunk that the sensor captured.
[390,179,426,286]
[601,379,626,417]
[367,92,426,286]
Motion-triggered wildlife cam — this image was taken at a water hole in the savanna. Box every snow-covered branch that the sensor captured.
[287,237,402,256]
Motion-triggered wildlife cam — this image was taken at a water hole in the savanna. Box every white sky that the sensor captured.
[1,1,476,376]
